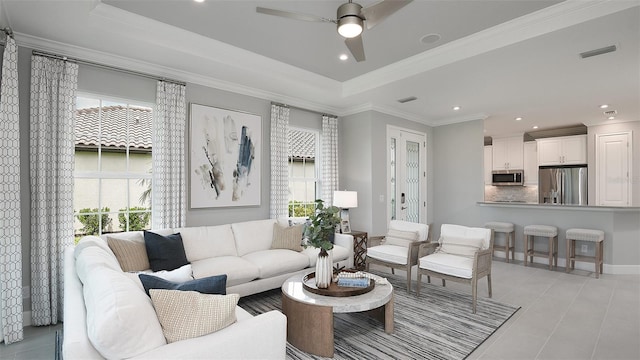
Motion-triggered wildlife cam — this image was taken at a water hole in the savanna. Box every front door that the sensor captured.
[387,126,427,223]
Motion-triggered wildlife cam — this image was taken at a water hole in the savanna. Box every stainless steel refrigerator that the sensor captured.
[538,165,588,205]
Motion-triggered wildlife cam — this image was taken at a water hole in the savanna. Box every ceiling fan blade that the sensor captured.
[361,0,413,30]
[256,7,335,23]
[345,36,366,62]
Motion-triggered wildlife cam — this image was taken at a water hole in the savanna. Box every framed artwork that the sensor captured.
[189,103,261,208]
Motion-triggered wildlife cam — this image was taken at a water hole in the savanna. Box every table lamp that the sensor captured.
[333,190,358,234]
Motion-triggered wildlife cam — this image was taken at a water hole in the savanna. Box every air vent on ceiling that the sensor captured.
[580,45,617,59]
[604,110,617,116]
[397,96,417,104]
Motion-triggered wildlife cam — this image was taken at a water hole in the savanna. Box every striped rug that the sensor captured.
[238,272,519,360]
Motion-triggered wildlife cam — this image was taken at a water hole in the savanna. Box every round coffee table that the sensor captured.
[281,272,394,357]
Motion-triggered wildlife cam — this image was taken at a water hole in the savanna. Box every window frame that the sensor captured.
[74,92,155,237]
[287,126,321,217]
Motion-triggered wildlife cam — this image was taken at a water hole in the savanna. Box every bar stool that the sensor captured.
[484,222,515,263]
[523,225,558,270]
[566,228,605,278]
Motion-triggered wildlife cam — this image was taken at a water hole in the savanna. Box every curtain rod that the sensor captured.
[32,49,186,87]
[271,101,337,118]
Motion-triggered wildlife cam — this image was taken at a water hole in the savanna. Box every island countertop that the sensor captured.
[477,201,640,212]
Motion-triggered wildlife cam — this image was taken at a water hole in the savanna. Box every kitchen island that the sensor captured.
[476,202,640,274]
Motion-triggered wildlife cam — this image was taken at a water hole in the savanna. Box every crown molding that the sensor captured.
[433,113,490,126]
[15,30,344,116]
[342,0,640,97]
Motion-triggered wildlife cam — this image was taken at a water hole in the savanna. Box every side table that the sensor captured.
[349,230,368,270]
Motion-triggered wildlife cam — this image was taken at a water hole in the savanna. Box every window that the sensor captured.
[73,94,153,240]
[288,128,319,217]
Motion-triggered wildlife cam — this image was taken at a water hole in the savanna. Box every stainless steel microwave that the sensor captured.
[491,170,524,186]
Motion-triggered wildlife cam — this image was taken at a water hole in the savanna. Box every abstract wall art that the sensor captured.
[189,103,261,208]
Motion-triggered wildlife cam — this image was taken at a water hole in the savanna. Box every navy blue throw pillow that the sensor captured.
[143,231,189,272]
[138,274,227,296]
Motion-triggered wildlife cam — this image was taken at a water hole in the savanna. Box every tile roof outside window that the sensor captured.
[75,105,152,151]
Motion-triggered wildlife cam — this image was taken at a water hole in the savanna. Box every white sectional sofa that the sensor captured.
[63,218,354,359]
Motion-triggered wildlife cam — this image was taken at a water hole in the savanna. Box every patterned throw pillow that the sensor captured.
[438,236,484,258]
[107,235,150,272]
[143,231,189,271]
[149,290,239,343]
[384,228,420,248]
[271,223,304,251]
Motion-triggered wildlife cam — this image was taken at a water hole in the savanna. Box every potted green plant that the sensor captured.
[304,199,341,288]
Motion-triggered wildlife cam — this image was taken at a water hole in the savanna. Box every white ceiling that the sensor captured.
[1,0,638,138]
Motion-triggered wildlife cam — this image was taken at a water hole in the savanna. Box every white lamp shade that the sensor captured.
[333,191,358,208]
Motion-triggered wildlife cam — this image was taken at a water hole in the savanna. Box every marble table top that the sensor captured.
[281,272,394,314]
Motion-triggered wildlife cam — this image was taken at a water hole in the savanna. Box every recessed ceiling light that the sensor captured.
[532,126,539,129]
[339,54,348,61]
[515,117,523,121]
[608,116,615,120]
[194,0,205,3]
[452,106,461,111]
[420,33,441,44]
[599,104,609,109]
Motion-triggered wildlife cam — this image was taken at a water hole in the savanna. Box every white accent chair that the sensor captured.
[365,220,431,293]
[417,224,494,313]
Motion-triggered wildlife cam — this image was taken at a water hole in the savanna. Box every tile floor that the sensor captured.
[2,260,639,359]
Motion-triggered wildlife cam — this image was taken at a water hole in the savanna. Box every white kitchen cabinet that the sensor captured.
[492,136,523,170]
[596,132,631,206]
[523,141,537,185]
[537,135,587,166]
[484,145,492,185]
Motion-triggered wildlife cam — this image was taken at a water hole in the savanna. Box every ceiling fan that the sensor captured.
[256,0,413,62]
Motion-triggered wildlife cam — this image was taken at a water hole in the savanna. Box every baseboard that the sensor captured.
[494,250,640,275]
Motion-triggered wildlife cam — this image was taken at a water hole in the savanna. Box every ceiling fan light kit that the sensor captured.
[337,2,364,38]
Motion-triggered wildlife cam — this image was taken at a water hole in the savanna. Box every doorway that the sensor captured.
[387,126,427,224]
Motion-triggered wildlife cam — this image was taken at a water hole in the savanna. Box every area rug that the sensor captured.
[238,271,519,360]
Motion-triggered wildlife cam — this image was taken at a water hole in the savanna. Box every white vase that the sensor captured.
[315,249,333,289]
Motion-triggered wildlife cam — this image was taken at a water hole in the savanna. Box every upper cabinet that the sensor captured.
[492,136,523,170]
[536,135,587,166]
[523,142,537,185]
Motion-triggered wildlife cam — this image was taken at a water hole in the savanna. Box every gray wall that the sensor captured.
[340,110,432,237]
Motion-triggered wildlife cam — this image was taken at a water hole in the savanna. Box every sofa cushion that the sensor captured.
[139,274,227,296]
[366,244,408,265]
[438,236,484,258]
[107,234,150,272]
[76,246,166,359]
[150,290,239,343]
[74,236,115,261]
[419,252,473,279]
[303,245,350,266]
[271,223,303,252]
[144,231,189,271]
[175,224,237,262]
[242,249,310,278]
[231,219,277,256]
[190,256,259,287]
[384,228,419,248]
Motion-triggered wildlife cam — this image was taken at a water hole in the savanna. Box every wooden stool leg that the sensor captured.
[571,240,575,270]
[566,238,571,273]
[524,235,529,266]
[548,236,553,270]
[595,241,601,279]
[505,232,510,263]
[554,236,558,268]
[511,231,516,262]
[600,241,604,275]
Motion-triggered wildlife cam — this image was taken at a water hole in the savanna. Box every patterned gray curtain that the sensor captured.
[29,54,79,326]
[321,115,339,205]
[269,104,290,219]
[152,81,186,229]
[0,35,24,344]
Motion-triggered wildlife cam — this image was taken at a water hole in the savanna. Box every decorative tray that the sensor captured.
[302,272,375,297]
